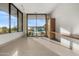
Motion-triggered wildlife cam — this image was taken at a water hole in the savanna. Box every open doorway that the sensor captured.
[27,14,47,37]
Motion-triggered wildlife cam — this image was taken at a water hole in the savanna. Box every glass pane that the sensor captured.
[11,5,17,32]
[27,15,46,37]
[28,15,37,36]
[37,15,46,36]
[0,3,9,34]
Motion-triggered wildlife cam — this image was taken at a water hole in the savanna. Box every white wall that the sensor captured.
[51,3,79,53]
[51,3,79,40]
[0,32,24,45]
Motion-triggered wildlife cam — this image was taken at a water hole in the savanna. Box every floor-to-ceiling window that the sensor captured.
[0,3,23,34]
[28,15,37,36]
[11,4,17,32]
[27,14,47,37]
[10,4,23,32]
[0,3,9,34]
[37,15,46,36]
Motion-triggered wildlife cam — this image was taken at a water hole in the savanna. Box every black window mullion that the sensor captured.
[17,10,19,32]
[9,3,11,33]
[22,13,23,32]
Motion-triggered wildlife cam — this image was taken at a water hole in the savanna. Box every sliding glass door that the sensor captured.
[28,15,37,36]
[37,15,46,36]
[27,14,47,37]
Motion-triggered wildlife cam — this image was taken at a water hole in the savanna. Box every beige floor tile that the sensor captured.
[0,37,59,56]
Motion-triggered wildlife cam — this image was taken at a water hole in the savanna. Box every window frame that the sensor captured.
[9,3,23,33]
[0,3,23,34]
[26,14,47,37]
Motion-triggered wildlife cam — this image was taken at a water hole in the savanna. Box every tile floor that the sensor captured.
[0,37,59,56]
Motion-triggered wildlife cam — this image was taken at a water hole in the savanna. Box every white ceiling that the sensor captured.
[14,3,58,14]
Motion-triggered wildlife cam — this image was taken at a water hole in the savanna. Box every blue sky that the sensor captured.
[0,10,46,28]
[0,11,17,28]
[0,11,9,27]
[28,19,46,27]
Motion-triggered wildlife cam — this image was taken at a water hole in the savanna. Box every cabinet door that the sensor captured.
[51,18,55,39]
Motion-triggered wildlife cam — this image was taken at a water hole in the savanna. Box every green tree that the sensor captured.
[12,27,17,32]
[2,27,8,33]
